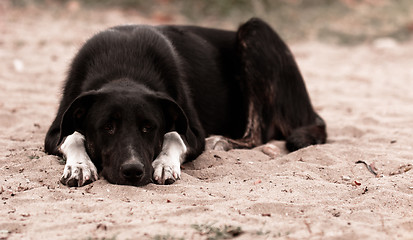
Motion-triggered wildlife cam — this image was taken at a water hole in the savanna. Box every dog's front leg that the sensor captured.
[59,131,98,187]
[152,131,187,185]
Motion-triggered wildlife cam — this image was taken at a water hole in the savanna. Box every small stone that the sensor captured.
[373,38,398,50]
[13,59,24,72]
[342,175,351,181]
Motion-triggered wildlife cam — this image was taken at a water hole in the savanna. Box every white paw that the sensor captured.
[61,156,98,187]
[59,132,98,187]
[152,155,181,185]
[152,132,186,185]
[205,135,231,151]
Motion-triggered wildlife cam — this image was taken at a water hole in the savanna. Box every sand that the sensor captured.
[1,6,412,240]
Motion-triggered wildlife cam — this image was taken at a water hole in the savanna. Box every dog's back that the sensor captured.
[45,24,247,155]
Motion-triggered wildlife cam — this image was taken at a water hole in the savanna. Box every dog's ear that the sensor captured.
[154,94,189,135]
[57,91,100,146]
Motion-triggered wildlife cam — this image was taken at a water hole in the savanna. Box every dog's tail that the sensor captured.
[285,115,327,152]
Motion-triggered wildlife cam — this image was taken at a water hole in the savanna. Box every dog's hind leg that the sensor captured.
[59,131,98,187]
[233,18,327,151]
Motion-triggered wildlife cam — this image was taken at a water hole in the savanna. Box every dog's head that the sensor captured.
[57,82,188,186]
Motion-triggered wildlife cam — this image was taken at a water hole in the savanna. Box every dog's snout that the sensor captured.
[121,162,144,181]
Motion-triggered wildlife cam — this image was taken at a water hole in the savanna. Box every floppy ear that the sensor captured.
[155,94,189,135]
[57,91,100,146]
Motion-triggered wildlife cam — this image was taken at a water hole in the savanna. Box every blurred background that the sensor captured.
[2,0,413,45]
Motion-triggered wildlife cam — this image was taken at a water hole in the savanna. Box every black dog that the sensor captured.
[44,18,327,187]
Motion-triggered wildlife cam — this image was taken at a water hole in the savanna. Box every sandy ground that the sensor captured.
[1,6,413,240]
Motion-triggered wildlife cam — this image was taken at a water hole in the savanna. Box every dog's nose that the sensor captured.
[121,162,144,181]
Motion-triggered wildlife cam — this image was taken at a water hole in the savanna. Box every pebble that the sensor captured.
[13,59,24,72]
[342,175,351,181]
[0,230,9,239]
[372,37,398,50]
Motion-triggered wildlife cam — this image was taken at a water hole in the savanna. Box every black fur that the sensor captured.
[45,18,327,186]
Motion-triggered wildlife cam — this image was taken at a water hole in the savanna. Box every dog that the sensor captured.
[44,18,327,187]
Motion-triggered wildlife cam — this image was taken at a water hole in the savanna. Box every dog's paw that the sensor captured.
[260,143,281,158]
[205,135,232,151]
[60,156,98,187]
[152,156,181,185]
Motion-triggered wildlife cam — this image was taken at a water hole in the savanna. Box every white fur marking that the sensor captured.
[152,131,187,184]
[59,131,98,186]
[127,145,140,163]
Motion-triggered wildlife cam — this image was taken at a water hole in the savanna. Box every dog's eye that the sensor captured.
[141,125,152,133]
[103,123,115,134]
